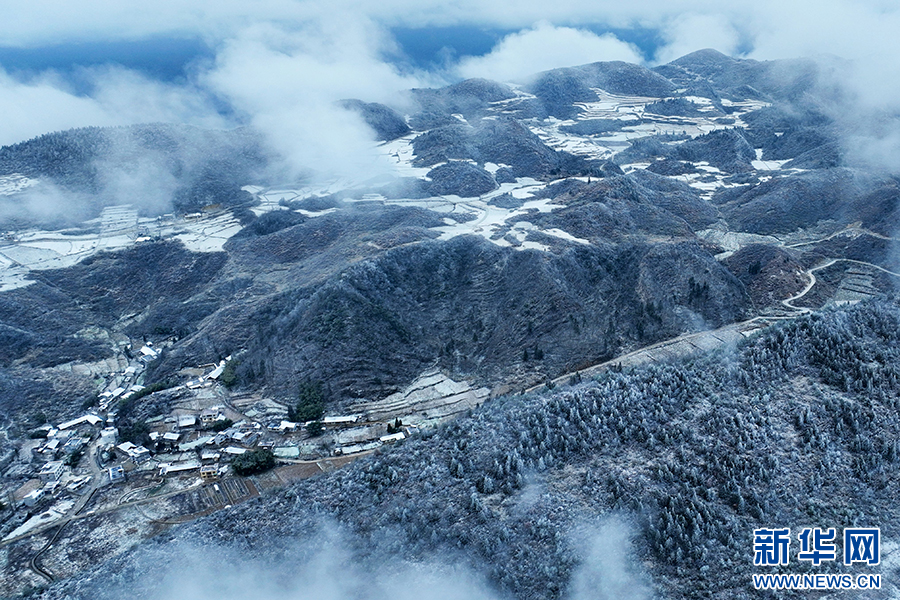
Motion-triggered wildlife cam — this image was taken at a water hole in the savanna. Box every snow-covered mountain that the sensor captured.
[1,49,899,599]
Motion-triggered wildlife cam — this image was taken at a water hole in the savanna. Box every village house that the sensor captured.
[138,344,159,362]
[322,415,361,427]
[200,465,219,482]
[38,461,64,483]
[66,476,91,494]
[158,460,200,477]
[22,488,44,507]
[204,362,226,381]
[199,406,226,427]
[32,437,61,460]
[131,446,151,463]
[57,414,103,431]
[62,437,85,456]
[117,442,151,463]
[200,450,220,463]
[109,466,125,482]
[178,435,213,452]
[273,446,300,459]
[100,427,119,446]
[176,414,198,430]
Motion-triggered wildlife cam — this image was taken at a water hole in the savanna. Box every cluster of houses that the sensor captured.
[16,346,424,518]
[21,412,117,508]
[96,344,164,412]
[21,429,89,508]
[184,357,231,390]
[0,337,437,555]
[142,406,239,481]
[21,399,419,510]
[30,415,107,464]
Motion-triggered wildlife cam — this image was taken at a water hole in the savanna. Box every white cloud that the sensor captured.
[653,13,740,65]
[3,0,900,176]
[0,1,749,47]
[0,0,898,67]
[456,23,642,82]
[570,518,651,600]
[0,67,226,147]
[0,11,428,183]
[0,0,302,46]
[201,18,425,181]
[0,70,113,146]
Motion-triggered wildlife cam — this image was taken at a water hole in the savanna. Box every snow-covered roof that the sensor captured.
[58,414,103,430]
[178,436,213,451]
[177,415,197,428]
[159,460,200,475]
[39,461,64,474]
[323,415,361,424]
[273,446,300,459]
[205,363,225,380]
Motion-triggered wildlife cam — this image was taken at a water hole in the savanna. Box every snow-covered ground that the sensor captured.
[245,164,572,253]
[0,205,250,291]
[752,149,792,171]
[379,133,432,178]
[238,87,783,254]
[0,174,37,196]
[696,228,784,259]
[0,86,804,291]
[3,499,74,540]
[526,90,769,165]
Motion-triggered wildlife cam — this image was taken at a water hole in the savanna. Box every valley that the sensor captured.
[0,48,898,599]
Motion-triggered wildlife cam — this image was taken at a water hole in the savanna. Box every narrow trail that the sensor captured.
[782,258,900,311]
[524,317,773,394]
[29,522,65,582]
[785,224,900,248]
[527,252,900,394]
[2,480,205,550]
[781,259,837,312]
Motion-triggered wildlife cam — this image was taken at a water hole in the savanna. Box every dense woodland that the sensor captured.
[45,299,900,599]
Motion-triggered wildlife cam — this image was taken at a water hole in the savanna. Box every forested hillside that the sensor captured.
[45,299,900,599]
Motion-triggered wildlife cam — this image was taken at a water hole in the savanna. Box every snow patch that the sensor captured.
[0,174,38,196]
[0,205,247,290]
[751,150,791,171]
[378,134,431,178]
[697,228,783,253]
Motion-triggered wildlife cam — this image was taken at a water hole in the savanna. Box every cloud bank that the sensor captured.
[79,517,650,600]
[456,23,642,82]
[200,18,423,182]
[0,66,225,147]
[1,0,900,192]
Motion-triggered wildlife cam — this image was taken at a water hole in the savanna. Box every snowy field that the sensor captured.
[0,86,806,290]
[0,205,246,290]
[0,174,37,196]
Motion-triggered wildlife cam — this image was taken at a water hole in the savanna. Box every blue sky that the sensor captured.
[0,25,667,87]
[0,37,213,85]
